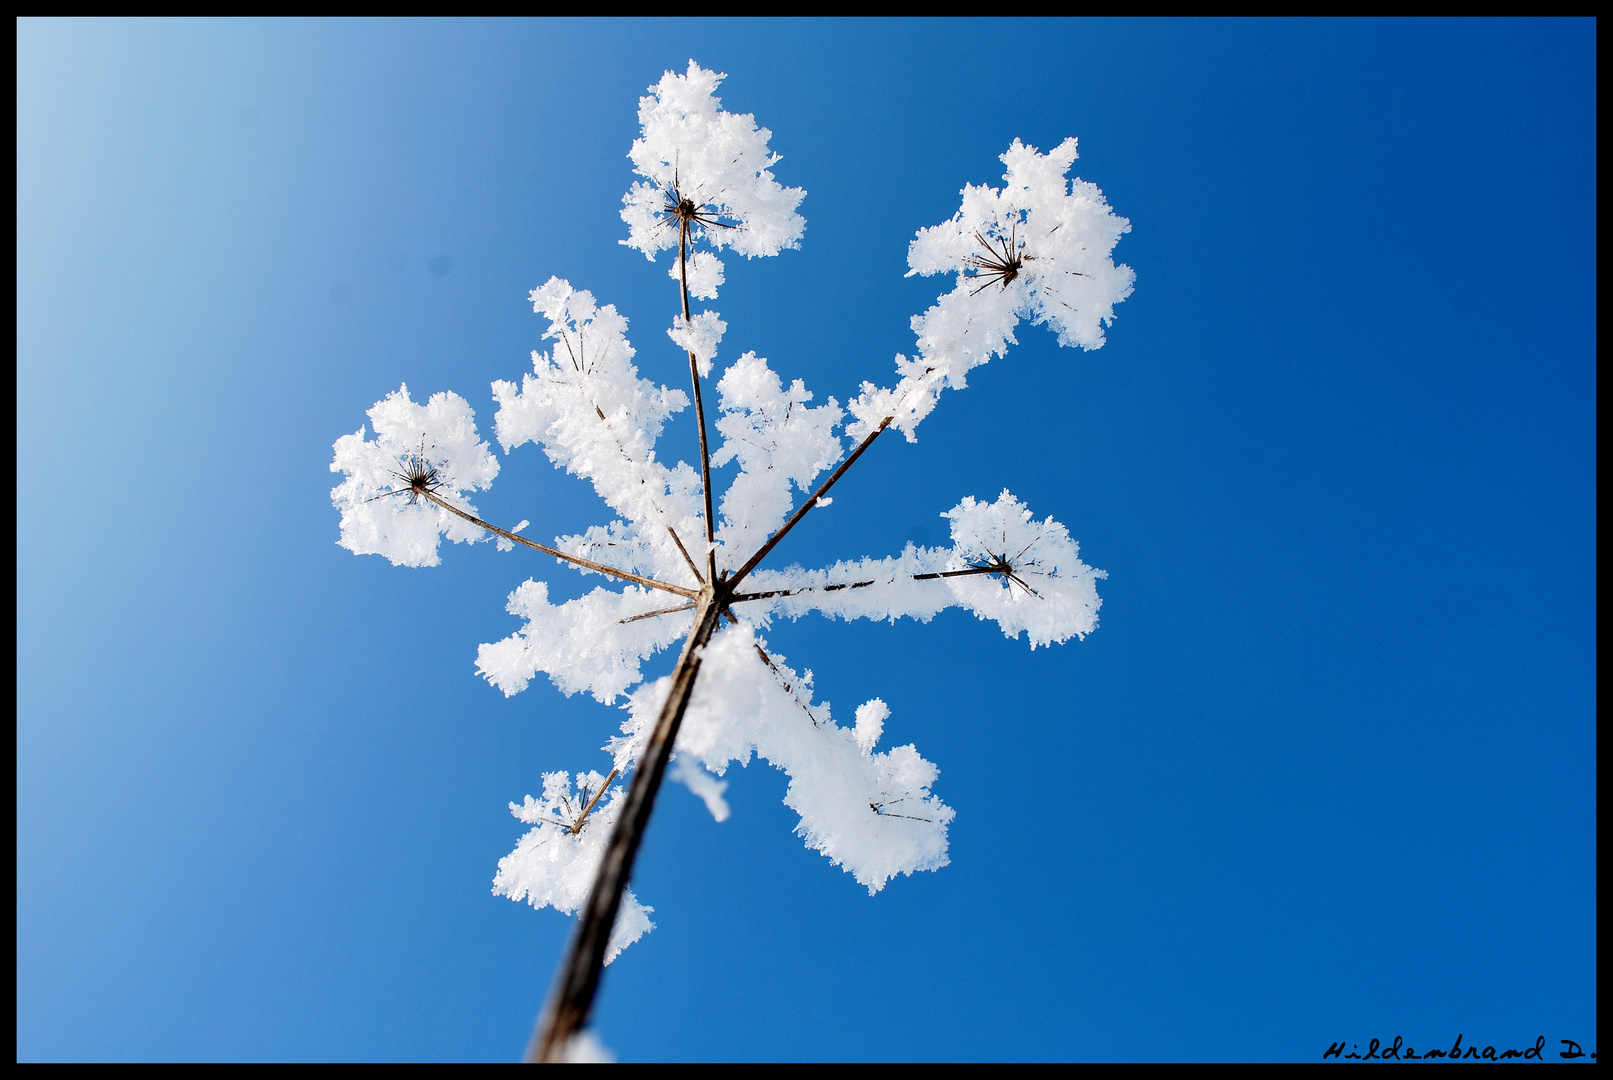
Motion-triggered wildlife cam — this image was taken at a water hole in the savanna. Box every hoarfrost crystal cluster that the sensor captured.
[329,61,1132,974]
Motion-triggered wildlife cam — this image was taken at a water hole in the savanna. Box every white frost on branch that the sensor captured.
[670,250,725,300]
[491,277,706,586]
[492,770,655,965]
[334,63,1129,968]
[614,625,953,894]
[710,352,844,570]
[329,385,499,567]
[853,699,888,754]
[849,137,1135,441]
[621,60,806,263]
[740,490,1104,648]
[667,310,728,377]
[476,581,694,703]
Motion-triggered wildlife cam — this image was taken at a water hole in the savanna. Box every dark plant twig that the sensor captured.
[675,213,720,586]
[727,415,894,589]
[569,768,620,834]
[618,602,697,625]
[417,490,698,600]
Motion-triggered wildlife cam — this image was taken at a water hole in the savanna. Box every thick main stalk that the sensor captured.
[526,226,906,1059]
[529,591,723,1062]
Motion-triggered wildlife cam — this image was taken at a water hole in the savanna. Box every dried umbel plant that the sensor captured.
[329,61,1134,1062]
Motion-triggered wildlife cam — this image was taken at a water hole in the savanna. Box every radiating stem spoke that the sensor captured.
[569,768,620,834]
[667,526,705,586]
[678,224,720,586]
[727,415,894,589]
[730,562,1011,604]
[618,602,697,625]
[420,491,697,599]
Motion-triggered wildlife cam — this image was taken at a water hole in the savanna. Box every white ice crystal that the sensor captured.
[669,250,725,300]
[710,352,844,568]
[666,310,727,377]
[329,384,499,567]
[621,61,806,264]
[492,770,654,964]
[619,626,954,894]
[850,137,1135,440]
[332,65,1130,969]
[561,1031,616,1064]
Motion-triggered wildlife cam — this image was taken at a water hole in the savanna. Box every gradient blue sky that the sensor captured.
[17,19,1596,1063]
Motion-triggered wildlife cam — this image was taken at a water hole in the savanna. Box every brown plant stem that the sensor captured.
[529,592,724,1062]
[677,224,720,586]
[727,415,894,589]
[618,602,697,625]
[569,769,620,834]
[729,563,1004,604]
[420,491,698,600]
[666,526,705,586]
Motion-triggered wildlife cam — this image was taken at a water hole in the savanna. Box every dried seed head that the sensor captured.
[964,222,1029,296]
[657,170,738,237]
[972,551,1041,598]
[368,436,448,505]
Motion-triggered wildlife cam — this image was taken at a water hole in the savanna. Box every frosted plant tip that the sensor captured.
[965,221,1039,297]
[367,436,447,506]
[652,171,739,245]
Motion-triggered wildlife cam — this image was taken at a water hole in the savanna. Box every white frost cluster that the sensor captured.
[850,137,1135,440]
[331,63,1129,966]
[742,490,1105,649]
[710,352,844,566]
[329,385,499,567]
[491,770,654,965]
[666,311,727,377]
[617,625,953,894]
[621,60,807,269]
[670,250,725,300]
[490,277,706,586]
[476,580,694,703]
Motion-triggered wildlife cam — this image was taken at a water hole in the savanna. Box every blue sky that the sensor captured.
[16,18,1595,1062]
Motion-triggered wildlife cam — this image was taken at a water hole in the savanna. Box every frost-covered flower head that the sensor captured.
[849,137,1136,441]
[909,137,1134,352]
[493,770,653,965]
[620,60,807,275]
[329,385,499,567]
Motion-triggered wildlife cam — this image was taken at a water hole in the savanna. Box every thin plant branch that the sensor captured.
[729,563,1007,604]
[666,526,705,586]
[752,640,821,727]
[618,602,697,625]
[677,222,720,586]
[569,768,620,834]
[418,490,698,600]
[727,415,894,589]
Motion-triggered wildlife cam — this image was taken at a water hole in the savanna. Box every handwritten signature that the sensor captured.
[1324,1035,1594,1061]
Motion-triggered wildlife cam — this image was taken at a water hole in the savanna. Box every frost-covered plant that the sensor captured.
[329,60,1133,1061]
